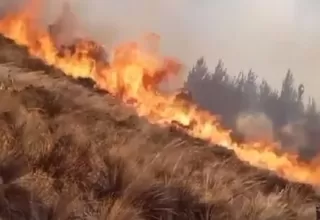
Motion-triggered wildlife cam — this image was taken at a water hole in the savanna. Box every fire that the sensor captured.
[1,0,320,186]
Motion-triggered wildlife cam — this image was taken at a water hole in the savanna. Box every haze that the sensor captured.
[2,0,320,100]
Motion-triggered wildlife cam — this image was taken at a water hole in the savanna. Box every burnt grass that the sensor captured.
[0,34,318,220]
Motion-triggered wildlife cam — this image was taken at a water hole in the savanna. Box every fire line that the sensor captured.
[1,0,320,187]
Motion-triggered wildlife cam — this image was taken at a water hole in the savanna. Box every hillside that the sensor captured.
[0,35,318,220]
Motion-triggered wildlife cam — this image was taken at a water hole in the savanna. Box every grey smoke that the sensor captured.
[279,119,308,152]
[1,0,320,100]
[68,0,320,102]
[235,110,309,153]
[235,111,274,142]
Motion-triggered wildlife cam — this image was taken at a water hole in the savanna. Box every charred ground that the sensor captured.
[0,35,318,219]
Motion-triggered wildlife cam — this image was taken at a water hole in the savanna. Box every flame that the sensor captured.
[1,1,320,186]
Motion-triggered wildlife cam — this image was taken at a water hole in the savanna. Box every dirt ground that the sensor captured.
[0,35,318,220]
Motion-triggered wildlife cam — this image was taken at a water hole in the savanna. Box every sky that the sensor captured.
[2,0,320,101]
[66,0,320,101]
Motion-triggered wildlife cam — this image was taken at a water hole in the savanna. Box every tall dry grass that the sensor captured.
[0,34,317,219]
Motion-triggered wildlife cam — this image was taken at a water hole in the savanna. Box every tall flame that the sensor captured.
[1,0,320,186]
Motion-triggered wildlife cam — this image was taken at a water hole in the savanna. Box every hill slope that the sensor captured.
[0,36,317,219]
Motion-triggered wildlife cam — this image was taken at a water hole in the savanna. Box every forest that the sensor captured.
[186,58,320,159]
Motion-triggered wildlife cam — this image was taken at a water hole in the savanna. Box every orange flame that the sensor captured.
[1,1,320,186]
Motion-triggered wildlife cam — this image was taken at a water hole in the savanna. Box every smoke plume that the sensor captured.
[2,0,320,100]
[235,111,274,142]
[63,0,320,101]
[279,119,308,153]
[236,110,310,155]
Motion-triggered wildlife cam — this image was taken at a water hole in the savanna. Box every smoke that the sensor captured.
[236,110,310,154]
[235,111,274,142]
[64,0,319,101]
[1,0,320,99]
[279,119,308,153]
[0,0,24,15]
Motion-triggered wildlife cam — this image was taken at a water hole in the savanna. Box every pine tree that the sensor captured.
[280,69,297,102]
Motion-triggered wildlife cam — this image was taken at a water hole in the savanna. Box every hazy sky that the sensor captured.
[69,0,320,101]
[2,0,320,101]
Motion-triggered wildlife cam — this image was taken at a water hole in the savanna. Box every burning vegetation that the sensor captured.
[0,35,316,220]
[0,0,320,187]
[0,0,319,219]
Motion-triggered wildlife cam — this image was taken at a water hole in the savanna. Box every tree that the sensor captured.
[259,80,272,103]
[212,59,228,83]
[186,57,212,111]
[187,57,209,83]
[278,69,302,124]
[243,69,258,110]
[280,69,297,102]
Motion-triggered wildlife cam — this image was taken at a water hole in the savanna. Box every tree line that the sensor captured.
[185,58,320,159]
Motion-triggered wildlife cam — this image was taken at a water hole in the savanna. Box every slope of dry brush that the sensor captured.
[0,35,318,220]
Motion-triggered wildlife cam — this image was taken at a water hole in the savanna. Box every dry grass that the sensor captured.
[0,35,318,220]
